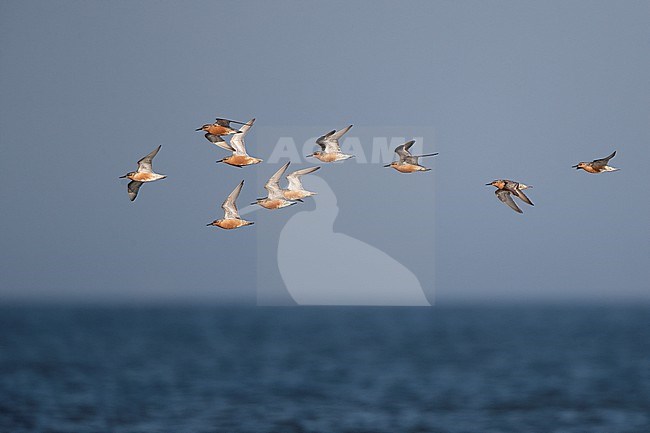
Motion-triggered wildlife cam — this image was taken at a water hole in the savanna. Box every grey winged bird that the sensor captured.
[486,179,534,214]
[283,166,321,200]
[195,117,244,138]
[572,150,619,174]
[384,140,438,173]
[307,125,355,162]
[206,180,254,230]
[119,145,166,201]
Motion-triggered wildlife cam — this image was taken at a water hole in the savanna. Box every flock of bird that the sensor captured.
[119,116,620,224]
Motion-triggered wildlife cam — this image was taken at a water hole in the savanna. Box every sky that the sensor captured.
[0,0,648,305]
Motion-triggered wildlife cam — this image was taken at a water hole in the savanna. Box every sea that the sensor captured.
[1,305,649,433]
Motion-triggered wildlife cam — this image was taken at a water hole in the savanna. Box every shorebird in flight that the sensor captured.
[119,145,166,201]
[486,179,534,214]
[206,180,254,230]
[572,151,619,174]
[384,140,438,173]
[307,125,355,162]
[253,162,299,209]
[282,166,320,201]
[196,118,246,139]
[214,118,263,167]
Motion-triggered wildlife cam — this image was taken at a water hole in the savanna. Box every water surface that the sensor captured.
[1,306,648,432]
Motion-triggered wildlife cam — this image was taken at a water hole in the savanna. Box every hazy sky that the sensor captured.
[1,0,648,305]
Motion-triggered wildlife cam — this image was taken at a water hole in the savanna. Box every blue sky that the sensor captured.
[1,1,648,304]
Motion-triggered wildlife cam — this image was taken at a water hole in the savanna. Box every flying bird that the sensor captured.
[119,145,166,201]
[307,125,355,162]
[214,118,263,167]
[283,166,321,200]
[572,151,619,173]
[486,179,534,214]
[206,180,254,230]
[384,140,438,173]
[196,118,245,139]
[253,162,299,209]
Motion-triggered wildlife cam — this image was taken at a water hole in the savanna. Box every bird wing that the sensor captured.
[215,118,231,127]
[502,181,534,206]
[330,124,353,141]
[395,140,415,162]
[136,145,161,173]
[206,134,234,152]
[265,162,290,198]
[406,152,438,165]
[316,125,352,153]
[495,189,523,213]
[230,118,255,155]
[127,181,143,201]
[514,188,534,206]
[316,130,336,151]
[286,166,320,190]
[404,156,419,165]
[222,180,244,219]
[592,150,616,167]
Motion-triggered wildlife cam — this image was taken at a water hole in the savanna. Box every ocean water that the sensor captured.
[0,306,649,433]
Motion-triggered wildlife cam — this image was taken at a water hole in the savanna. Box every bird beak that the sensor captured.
[305,154,313,158]
[572,165,579,169]
[383,164,391,167]
[485,183,492,186]
[206,223,212,226]
[195,127,203,131]
[119,175,127,178]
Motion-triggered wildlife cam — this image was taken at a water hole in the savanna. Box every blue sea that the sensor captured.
[1,306,649,433]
